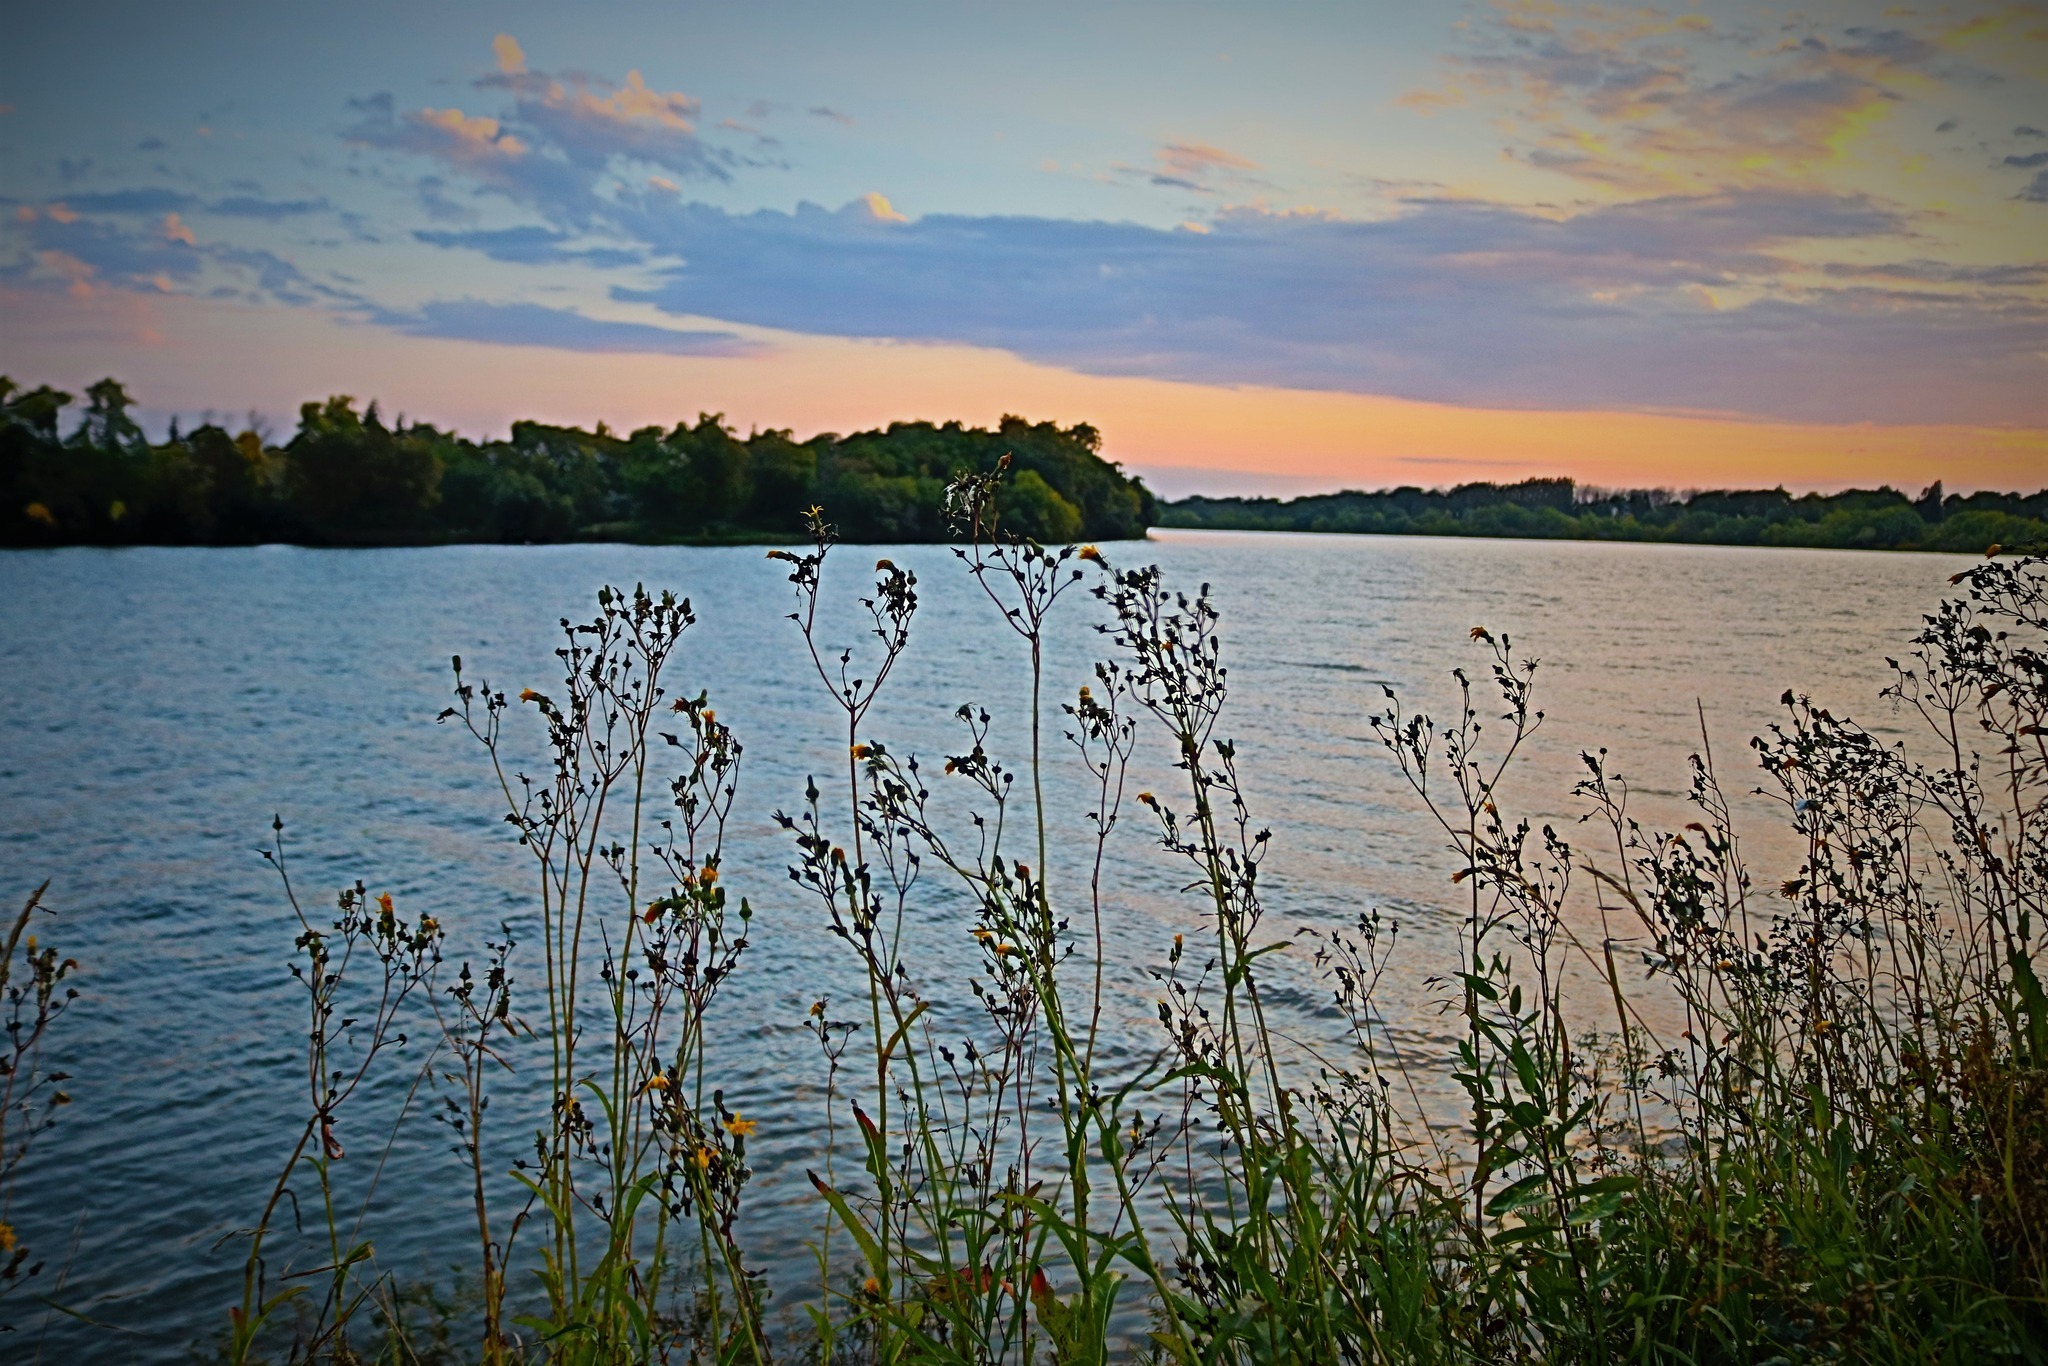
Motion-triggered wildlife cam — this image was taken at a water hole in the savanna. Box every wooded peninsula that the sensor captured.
[1162,477,2048,554]
[4,376,2042,552]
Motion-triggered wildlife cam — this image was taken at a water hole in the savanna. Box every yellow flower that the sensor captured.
[692,1146,714,1170]
[519,688,541,703]
[1078,545,1103,563]
[862,1276,882,1298]
[377,892,395,917]
[971,928,994,942]
[700,864,718,886]
[851,743,872,759]
[642,1074,670,1092]
[23,503,55,527]
[808,999,826,1018]
[419,916,439,936]
[702,708,715,722]
[875,558,896,571]
[0,1222,14,1252]
[724,1114,758,1137]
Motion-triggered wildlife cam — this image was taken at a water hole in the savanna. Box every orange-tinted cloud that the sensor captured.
[492,33,526,76]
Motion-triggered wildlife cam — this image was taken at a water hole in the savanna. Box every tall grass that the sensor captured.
[22,478,2045,1362]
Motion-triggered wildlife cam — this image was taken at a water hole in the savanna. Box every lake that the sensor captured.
[0,531,1972,1359]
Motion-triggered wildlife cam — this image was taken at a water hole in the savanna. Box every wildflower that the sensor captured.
[995,943,1018,957]
[519,688,544,704]
[702,708,715,722]
[1470,626,1493,642]
[419,916,439,937]
[808,999,826,1018]
[692,1147,714,1170]
[0,1222,13,1252]
[1173,933,1183,950]
[700,864,718,885]
[640,1074,670,1094]
[851,744,872,759]
[1078,545,1103,564]
[23,503,54,527]
[971,928,994,942]
[1138,791,1155,806]
[862,1276,882,1298]
[724,1114,758,1137]
[644,902,662,923]
[875,558,896,571]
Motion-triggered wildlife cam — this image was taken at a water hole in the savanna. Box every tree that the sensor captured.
[284,397,442,543]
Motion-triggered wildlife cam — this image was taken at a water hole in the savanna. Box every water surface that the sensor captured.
[0,531,1967,1358]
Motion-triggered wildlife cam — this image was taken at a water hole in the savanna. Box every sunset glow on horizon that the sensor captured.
[3,1,2044,494]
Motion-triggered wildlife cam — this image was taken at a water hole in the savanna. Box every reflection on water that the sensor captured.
[0,531,1968,1358]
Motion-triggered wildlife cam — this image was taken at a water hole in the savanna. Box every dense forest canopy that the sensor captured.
[1162,476,2048,554]
[7,378,2042,554]
[0,377,1155,547]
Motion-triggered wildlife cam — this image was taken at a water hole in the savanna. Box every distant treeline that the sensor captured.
[0,376,1154,548]
[1162,477,2048,553]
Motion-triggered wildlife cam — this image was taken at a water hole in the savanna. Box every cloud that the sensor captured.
[1108,139,1270,195]
[207,196,331,219]
[579,190,2042,425]
[1417,4,1995,194]
[493,34,527,76]
[346,41,732,224]
[1823,258,2048,287]
[850,192,907,223]
[379,299,760,356]
[2005,151,2048,168]
[808,106,854,124]
[58,187,196,214]
[1158,143,1258,177]
[2022,171,2048,204]
[2019,125,2047,138]
[2,198,358,310]
[346,91,597,222]
[413,224,641,267]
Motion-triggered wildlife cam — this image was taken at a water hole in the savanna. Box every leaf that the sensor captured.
[1484,1171,1553,1217]
[808,1170,886,1276]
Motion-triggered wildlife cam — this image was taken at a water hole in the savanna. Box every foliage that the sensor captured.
[0,882,80,1323]
[1164,476,2048,554]
[0,377,1152,548]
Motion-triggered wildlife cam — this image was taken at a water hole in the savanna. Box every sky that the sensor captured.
[2,0,2044,496]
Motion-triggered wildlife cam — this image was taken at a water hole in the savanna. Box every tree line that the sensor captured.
[1161,476,2048,553]
[0,377,1155,547]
